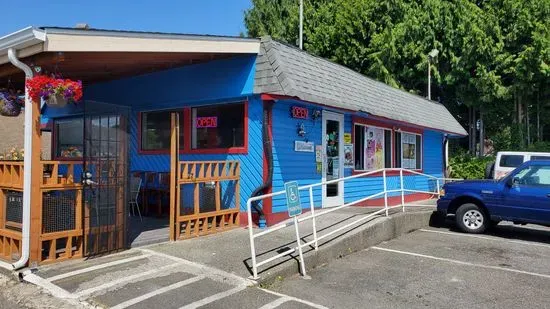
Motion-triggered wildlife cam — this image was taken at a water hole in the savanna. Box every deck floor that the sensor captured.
[128,216,169,248]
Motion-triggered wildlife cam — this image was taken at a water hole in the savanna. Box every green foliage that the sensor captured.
[449,152,495,180]
[244,0,550,150]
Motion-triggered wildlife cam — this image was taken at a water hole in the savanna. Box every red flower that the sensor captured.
[26,76,83,103]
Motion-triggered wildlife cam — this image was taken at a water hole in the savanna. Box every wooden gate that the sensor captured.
[169,113,241,240]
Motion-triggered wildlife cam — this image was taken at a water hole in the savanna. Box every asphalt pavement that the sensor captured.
[269,223,550,309]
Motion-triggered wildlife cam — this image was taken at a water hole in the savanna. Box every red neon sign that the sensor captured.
[196,116,218,128]
[291,106,308,119]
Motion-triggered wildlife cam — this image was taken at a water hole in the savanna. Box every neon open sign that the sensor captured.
[196,116,218,128]
[291,106,308,119]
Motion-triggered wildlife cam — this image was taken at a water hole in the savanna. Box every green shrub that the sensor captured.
[449,153,495,180]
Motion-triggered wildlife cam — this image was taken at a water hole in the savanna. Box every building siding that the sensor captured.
[42,56,263,211]
[269,99,445,213]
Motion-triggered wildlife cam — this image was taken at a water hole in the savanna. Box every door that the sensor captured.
[82,101,130,256]
[322,111,344,207]
[501,163,550,223]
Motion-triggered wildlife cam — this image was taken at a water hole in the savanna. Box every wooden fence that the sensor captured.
[174,161,241,239]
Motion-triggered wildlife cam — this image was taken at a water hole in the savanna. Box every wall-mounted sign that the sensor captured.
[344,144,354,168]
[295,141,314,152]
[291,106,309,119]
[315,145,322,163]
[344,133,352,144]
[196,116,218,128]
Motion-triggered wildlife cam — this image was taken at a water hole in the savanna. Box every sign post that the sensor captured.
[284,181,309,278]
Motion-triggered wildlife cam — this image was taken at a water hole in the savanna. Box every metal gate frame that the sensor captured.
[82,101,130,256]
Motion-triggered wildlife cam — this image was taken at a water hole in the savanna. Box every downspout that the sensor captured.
[8,48,34,270]
[250,101,274,227]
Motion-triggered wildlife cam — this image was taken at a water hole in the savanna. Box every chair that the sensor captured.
[129,176,143,221]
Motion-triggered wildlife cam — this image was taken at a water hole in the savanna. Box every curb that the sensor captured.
[257,210,438,286]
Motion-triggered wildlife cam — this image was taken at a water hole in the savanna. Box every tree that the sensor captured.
[244,0,550,153]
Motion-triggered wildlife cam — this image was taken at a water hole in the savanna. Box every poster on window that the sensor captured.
[344,144,354,168]
[402,133,417,169]
[365,127,385,170]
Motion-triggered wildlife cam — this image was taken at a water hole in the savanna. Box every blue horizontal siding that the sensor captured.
[270,102,445,213]
[42,57,262,211]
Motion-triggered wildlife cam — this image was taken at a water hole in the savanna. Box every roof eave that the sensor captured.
[0,26,46,54]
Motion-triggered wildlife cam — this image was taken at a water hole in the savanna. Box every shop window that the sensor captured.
[395,131,422,169]
[140,111,184,152]
[55,118,84,158]
[191,103,245,150]
[354,124,392,170]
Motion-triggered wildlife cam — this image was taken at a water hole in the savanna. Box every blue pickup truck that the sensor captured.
[437,160,550,233]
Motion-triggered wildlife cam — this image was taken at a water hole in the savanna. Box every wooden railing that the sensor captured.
[0,161,24,190]
[175,161,241,239]
[38,161,85,264]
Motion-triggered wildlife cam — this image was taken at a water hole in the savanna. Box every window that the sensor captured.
[499,155,524,168]
[514,165,550,186]
[191,103,245,150]
[353,125,392,170]
[140,111,183,152]
[55,118,83,158]
[530,156,550,161]
[395,131,422,169]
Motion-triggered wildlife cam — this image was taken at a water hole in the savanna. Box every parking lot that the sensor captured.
[270,223,550,309]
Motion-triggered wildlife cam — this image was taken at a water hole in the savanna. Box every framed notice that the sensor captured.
[344,144,354,168]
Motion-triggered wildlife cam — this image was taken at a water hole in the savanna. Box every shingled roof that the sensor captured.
[254,36,467,136]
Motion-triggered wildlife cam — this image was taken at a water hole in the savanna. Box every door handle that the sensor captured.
[547,194,550,198]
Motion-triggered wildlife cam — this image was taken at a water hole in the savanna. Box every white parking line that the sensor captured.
[419,228,550,249]
[110,275,205,309]
[259,288,330,309]
[46,253,153,282]
[140,248,253,286]
[75,262,181,298]
[178,285,247,309]
[371,246,550,279]
[258,297,291,309]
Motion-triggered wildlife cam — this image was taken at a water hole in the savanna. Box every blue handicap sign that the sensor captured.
[285,181,302,217]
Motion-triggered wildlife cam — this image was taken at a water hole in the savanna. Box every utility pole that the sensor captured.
[427,49,438,100]
[299,0,303,50]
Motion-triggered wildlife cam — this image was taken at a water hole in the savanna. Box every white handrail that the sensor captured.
[247,168,459,280]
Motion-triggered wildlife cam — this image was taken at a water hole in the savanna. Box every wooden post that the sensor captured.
[169,113,178,241]
[29,101,43,266]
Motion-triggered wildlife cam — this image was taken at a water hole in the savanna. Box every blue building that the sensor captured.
[0,27,466,261]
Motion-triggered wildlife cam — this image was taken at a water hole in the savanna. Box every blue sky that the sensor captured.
[0,0,252,37]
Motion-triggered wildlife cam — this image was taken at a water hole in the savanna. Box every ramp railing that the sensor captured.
[246,168,460,279]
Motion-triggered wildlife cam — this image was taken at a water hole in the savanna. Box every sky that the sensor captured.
[0,0,253,37]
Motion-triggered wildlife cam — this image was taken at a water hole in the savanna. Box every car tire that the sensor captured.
[455,203,487,234]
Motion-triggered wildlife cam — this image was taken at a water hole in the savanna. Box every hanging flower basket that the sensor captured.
[0,91,24,117]
[26,76,83,108]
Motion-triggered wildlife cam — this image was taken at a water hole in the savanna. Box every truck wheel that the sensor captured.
[455,203,487,234]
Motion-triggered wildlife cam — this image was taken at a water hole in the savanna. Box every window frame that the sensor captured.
[352,116,424,175]
[398,130,423,171]
[136,101,249,155]
[352,123,393,172]
[138,110,185,154]
[52,116,84,161]
[184,101,248,155]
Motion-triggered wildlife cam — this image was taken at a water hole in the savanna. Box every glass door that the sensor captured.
[322,111,344,207]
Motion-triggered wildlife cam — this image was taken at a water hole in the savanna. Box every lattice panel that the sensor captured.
[5,190,23,228]
[177,211,239,239]
[42,190,76,233]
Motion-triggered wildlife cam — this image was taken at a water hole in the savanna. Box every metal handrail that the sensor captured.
[246,168,459,280]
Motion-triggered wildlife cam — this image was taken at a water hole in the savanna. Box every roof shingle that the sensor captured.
[253,36,467,136]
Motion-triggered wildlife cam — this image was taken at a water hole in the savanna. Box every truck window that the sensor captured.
[499,155,524,168]
[530,156,550,161]
[516,166,550,186]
